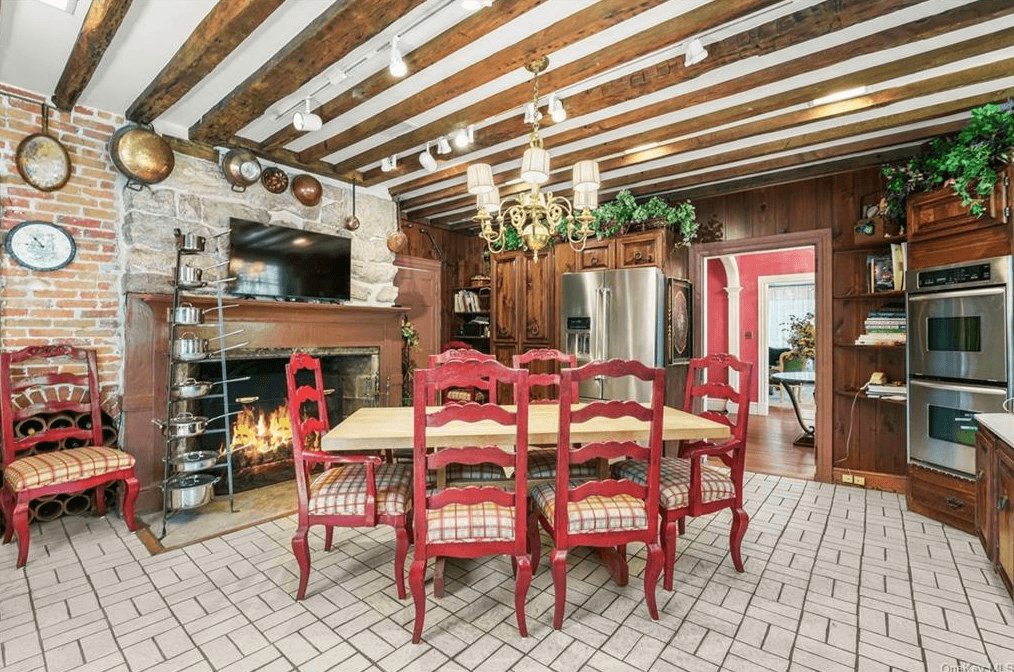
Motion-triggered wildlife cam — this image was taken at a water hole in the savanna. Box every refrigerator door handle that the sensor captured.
[601,287,611,361]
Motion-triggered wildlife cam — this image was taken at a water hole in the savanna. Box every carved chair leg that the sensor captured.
[527,514,542,574]
[13,495,31,569]
[1,488,15,544]
[662,518,678,591]
[677,517,686,536]
[292,525,311,600]
[409,558,427,644]
[433,557,446,598]
[730,507,749,572]
[551,549,568,630]
[324,526,334,552]
[514,554,532,637]
[393,522,410,600]
[94,485,106,516]
[121,476,139,531]
[644,542,663,621]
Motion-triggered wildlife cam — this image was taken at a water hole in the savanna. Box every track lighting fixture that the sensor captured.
[452,128,469,149]
[548,93,566,123]
[523,102,541,125]
[292,98,322,132]
[419,142,437,173]
[437,137,452,154]
[381,154,398,172]
[685,37,708,66]
[389,35,408,78]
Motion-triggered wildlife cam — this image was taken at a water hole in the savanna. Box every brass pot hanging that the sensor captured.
[108,125,175,190]
[291,174,322,206]
[345,183,361,230]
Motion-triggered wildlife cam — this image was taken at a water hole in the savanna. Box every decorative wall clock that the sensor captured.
[5,221,77,271]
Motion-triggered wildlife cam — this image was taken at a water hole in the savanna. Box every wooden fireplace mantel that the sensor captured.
[122,293,407,513]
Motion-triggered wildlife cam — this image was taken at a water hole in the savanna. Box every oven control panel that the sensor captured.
[917,262,992,289]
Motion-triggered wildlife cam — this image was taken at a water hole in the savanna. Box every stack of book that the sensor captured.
[867,382,907,399]
[855,306,906,345]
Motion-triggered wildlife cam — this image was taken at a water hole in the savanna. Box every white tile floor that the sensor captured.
[2,473,1013,672]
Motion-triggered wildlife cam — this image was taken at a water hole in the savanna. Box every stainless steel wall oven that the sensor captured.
[907,255,1012,476]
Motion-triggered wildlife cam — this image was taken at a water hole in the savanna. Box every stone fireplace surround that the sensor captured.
[122,293,406,513]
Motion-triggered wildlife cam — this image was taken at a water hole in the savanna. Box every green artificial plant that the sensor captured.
[883,103,1014,220]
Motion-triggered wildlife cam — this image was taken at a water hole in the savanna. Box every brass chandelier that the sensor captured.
[466,58,600,260]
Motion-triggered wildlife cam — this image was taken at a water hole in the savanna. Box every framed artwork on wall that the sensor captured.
[667,278,692,364]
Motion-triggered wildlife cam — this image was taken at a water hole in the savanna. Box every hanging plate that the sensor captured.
[16,104,70,192]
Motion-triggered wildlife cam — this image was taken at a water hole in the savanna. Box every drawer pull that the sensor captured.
[946,496,965,509]
[634,252,643,261]
[999,495,1010,512]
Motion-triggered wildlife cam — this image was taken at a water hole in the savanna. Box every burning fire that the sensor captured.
[230,404,292,454]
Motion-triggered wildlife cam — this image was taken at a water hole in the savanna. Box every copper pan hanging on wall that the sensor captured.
[16,102,71,192]
[108,124,175,190]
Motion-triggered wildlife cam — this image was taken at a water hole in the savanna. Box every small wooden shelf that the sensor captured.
[454,310,489,315]
[833,342,906,349]
[833,387,907,404]
[833,290,906,300]
[837,234,907,251]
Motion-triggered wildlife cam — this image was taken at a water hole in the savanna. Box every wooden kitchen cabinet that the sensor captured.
[577,239,613,270]
[974,423,1014,600]
[617,230,665,268]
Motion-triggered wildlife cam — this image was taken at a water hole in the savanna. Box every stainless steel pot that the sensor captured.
[153,410,238,438]
[170,450,219,472]
[172,330,245,360]
[175,232,206,253]
[176,265,204,288]
[171,303,233,326]
[166,473,218,509]
[171,375,250,399]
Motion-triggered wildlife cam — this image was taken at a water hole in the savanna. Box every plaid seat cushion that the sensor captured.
[4,447,135,492]
[530,482,648,534]
[527,449,599,479]
[426,501,515,543]
[308,463,411,516]
[612,457,736,510]
[446,462,507,482]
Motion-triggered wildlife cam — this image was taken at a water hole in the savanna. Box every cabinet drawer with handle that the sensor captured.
[908,464,976,533]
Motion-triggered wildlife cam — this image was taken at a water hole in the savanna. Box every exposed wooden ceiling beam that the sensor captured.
[299,0,678,165]
[422,85,1012,225]
[52,0,134,111]
[126,0,285,124]
[400,34,1014,213]
[259,0,550,151]
[188,0,427,144]
[319,0,782,173]
[383,0,1005,193]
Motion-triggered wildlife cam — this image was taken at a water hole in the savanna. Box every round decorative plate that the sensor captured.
[16,134,71,192]
[673,291,689,357]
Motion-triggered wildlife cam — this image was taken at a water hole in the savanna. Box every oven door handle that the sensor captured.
[908,378,1009,395]
[908,286,1006,302]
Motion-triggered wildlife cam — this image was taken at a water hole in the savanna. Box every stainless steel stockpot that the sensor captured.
[176,266,204,288]
[165,473,218,509]
[170,450,219,472]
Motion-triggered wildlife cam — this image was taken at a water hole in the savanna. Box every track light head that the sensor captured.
[452,128,469,149]
[292,98,322,132]
[437,137,452,155]
[548,93,566,123]
[419,143,437,173]
[389,35,408,78]
[685,37,708,66]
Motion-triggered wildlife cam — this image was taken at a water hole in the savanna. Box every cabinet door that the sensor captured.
[492,252,520,342]
[976,427,995,558]
[617,231,664,268]
[997,448,1014,590]
[578,240,613,270]
[522,251,554,345]
[492,342,518,404]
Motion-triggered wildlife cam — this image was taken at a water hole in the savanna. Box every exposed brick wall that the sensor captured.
[0,84,123,410]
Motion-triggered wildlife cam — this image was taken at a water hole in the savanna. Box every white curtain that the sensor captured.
[768,282,815,349]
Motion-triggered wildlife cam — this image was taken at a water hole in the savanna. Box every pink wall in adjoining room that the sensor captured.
[705,248,815,402]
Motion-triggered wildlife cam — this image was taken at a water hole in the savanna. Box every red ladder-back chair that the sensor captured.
[512,348,596,481]
[0,345,138,568]
[613,352,753,590]
[428,347,497,404]
[409,360,531,643]
[286,352,412,600]
[529,358,665,630]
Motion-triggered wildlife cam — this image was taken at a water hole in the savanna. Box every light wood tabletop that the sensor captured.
[321,403,730,452]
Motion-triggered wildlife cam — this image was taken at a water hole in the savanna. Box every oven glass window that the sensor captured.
[927,404,979,447]
[926,316,981,352]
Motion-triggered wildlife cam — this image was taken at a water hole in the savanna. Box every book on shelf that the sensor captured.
[454,290,482,313]
[867,382,906,397]
[868,254,895,293]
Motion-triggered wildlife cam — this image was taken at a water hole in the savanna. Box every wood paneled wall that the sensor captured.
[398,218,486,347]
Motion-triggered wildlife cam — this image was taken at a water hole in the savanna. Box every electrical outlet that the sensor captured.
[841,473,853,484]
[854,476,866,487]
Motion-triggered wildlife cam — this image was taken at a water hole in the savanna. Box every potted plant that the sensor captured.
[401,318,420,406]
[785,312,816,365]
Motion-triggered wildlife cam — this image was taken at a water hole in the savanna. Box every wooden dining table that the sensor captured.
[322,403,730,453]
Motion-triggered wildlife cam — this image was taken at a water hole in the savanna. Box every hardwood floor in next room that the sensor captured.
[744,405,816,481]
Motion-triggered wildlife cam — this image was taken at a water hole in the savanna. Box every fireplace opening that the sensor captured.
[186,348,379,494]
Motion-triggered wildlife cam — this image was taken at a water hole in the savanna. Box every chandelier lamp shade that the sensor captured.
[465,58,599,260]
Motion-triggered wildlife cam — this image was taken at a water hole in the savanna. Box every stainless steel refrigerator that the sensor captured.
[560,267,664,402]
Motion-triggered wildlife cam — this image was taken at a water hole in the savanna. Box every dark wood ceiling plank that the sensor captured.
[401,35,1014,211]
[259,0,549,151]
[319,0,781,172]
[52,0,134,111]
[126,0,285,124]
[188,0,427,144]
[412,85,1014,221]
[383,0,1008,193]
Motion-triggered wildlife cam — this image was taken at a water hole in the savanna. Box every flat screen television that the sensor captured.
[227,219,352,302]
